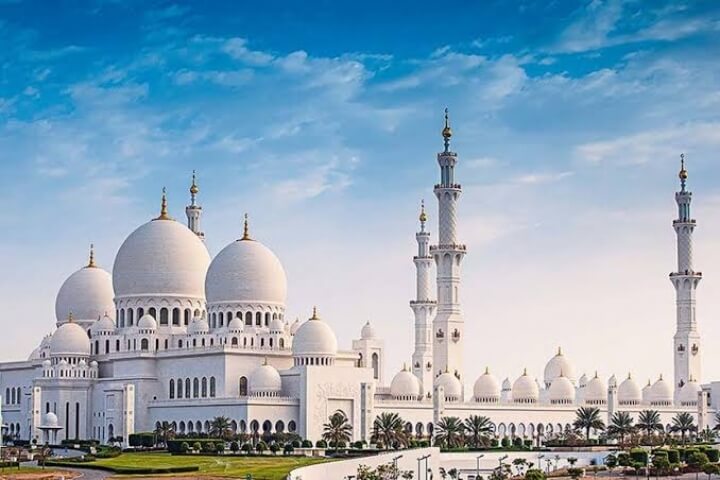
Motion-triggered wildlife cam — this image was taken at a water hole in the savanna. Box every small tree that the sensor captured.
[322,411,353,453]
[525,469,546,480]
[256,441,267,453]
[229,441,239,453]
[180,441,190,454]
[702,463,720,480]
[192,441,202,452]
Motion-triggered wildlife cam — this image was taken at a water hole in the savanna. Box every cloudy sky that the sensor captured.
[1,0,720,389]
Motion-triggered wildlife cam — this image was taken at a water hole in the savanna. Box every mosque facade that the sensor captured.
[0,117,718,446]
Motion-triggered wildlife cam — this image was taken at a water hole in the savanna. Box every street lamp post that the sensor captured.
[418,454,431,480]
[476,454,485,480]
[393,455,404,480]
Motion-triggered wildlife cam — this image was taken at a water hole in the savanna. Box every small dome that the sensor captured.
[473,368,500,402]
[113,218,210,300]
[435,371,462,400]
[42,412,59,427]
[58,359,68,366]
[361,321,377,340]
[513,370,539,403]
[91,314,116,334]
[678,378,700,405]
[584,373,607,404]
[578,373,588,388]
[651,375,673,405]
[205,237,287,307]
[228,316,243,331]
[249,362,282,395]
[90,360,98,368]
[391,367,420,400]
[137,314,157,330]
[549,374,575,403]
[50,322,90,356]
[269,317,284,333]
[78,359,87,367]
[28,347,41,360]
[292,310,337,358]
[55,262,114,326]
[543,347,576,387]
[188,317,209,335]
[618,374,641,404]
[42,359,51,368]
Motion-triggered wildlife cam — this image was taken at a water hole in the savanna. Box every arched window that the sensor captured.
[178,339,183,348]
[279,338,285,348]
[120,309,125,326]
[128,309,134,325]
[265,312,271,326]
[239,376,248,396]
[94,340,99,355]
[105,339,110,354]
[116,339,120,351]
[232,337,238,346]
[256,312,262,326]
[177,378,183,398]
[137,307,144,318]
[184,309,190,326]
[185,378,191,398]
[193,378,199,398]
[164,339,169,349]
[172,308,180,326]
[288,420,296,432]
[275,420,285,432]
[372,352,379,380]
[141,338,149,350]
[219,312,224,327]
[169,379,175,399]
[155,338,159,350]
[201,377,208,397]
[148,307,157,320]
[245,312,252,325]
[160,307,169,326]
[260,338,265,347]
[210,377,216,397]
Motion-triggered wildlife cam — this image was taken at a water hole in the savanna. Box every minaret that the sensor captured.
[411,200,436,396]
[671,154,702,392]
[431,109,466,393]
[186,171,204,240]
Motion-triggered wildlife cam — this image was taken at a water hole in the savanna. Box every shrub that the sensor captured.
[201,441,215,453]
[524,439,533,448]
[216,442,225,453]
[270,443,279,454]
[491,438,499,447]
[512,437,523,447]
[567,468,583,480]
[525,469,546,480]
[229,441,239,453]
[316,440,328,448]
[301,440,312,448]
[704,448,719,463]
[375,441,384,450]
[180,442,189,454]
[256,441,267,453]
[667,449,680,464]
[193,441,202,452]
[630,448,649,465]
[687,451,710,469]
[618,452,631,467]
[284,444,294,454]
[501,437,511,448]
[241,443,252,453]
[292,440,301,448]
[702,464,720,477]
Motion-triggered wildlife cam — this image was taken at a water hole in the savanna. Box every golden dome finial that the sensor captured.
[485,366,490,374]
[310,306,319,320]
[679,153,688,191]
[442,107,452,152]
[523,367,527,376]
[557,346,562,356]
[87,243,96,268]
[419,199,428,224]
[241,213,251,240]
[190,170,199,195]
[154,187,172,220]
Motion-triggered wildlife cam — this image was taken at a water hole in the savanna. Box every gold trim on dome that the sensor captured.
[154,187,173,221]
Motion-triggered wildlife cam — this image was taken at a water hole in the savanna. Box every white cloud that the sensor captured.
[172,68,254,87]
[513,171,574,185]
[222,37,275,66]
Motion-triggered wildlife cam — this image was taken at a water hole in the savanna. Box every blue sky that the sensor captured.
[2,0,720,387]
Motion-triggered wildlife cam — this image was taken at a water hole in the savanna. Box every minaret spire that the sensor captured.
[186,171,205,240]
[154,187,172,221]
[241,213,251,241]
[87,243,96,268]
[431,108,466,397]
[411,199,436,396]
[671,153,702,393]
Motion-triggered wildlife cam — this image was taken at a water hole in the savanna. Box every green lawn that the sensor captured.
[89,452,329,479]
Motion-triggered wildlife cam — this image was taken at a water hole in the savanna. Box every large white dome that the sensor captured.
[548,374,575,404]
[206,237,287,306]
[650,375,673,405]
[473,368,500,402]
[390,367,420,400]
[435,371,462,400]
[678,378,700,405]
[584,373,606,404]
[292,310,337,358]
[113,218,210,299]
[512,370,539,403]
[618,374,642,404]
[249,362,282,395]
[543,347,576,387]
[50,321,90,357]
[55,258,114,325]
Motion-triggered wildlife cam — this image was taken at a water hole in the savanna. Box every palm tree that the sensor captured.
[154,421,175,446]
[670,412,696,444]
[322,411,353,451]
[463,415,494,448]
[637,410,663,437]
[607,411,635,446]
[209,416,233,440]
[572,407,605,440]
[372,412,408,449]
[435,416,465,448]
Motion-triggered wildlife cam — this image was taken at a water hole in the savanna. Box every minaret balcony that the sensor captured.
[413,255,434,260]
[670,270,703,277]
[410,300,437,306]
[673,219,696,225]
[434,183,462,191]
[430,243,467,253]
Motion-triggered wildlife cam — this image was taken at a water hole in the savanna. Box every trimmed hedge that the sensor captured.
[167,438,221,453]
[44,460,199,474]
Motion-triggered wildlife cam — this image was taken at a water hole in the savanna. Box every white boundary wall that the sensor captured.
[289,447,440,480]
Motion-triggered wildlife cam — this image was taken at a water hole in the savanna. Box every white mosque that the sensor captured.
[0,112,717,446]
